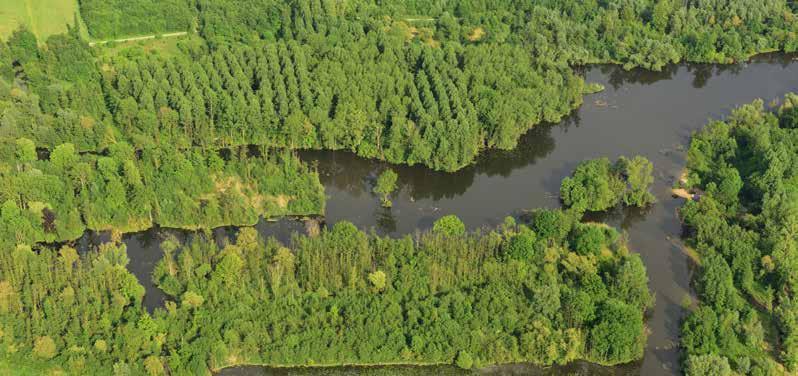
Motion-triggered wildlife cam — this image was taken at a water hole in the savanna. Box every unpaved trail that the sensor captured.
[89,31,187,46]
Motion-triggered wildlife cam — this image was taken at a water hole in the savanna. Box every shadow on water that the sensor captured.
[70,53,798,376]
[218,361,642,376]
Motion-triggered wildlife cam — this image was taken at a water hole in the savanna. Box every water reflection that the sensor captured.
[375,206,397,234]
[599,53,792,91]
[602,64,678,89]
[472,121,560,178]
[74,226,193,311]
[583,204,653,232]
[219,361,643,376]
[304,149,478,201]
[303,120,560,202]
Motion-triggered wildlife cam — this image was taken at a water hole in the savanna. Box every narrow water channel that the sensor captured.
[81,54,798,375]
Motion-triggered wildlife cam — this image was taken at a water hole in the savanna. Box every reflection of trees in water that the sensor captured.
[583,204,652,231]
[597,58,757,90]
[688,64,713,89]
[303,55,798,215]
[597,54,795,92]
[398,168,474,201]
[302,150,374,197]
[554,110,582,133]
[224,360,642,376]
[69,231,110,255]
[126,227,168,250]
[751,51,798,68]
[255,220,307,245]
[375,207,397,234]
[601,64,678,90]
[687,63,745,89]
[301,121,560,202]
[304,149,477,201]
[473,121,561,178]
[483,360,643,376]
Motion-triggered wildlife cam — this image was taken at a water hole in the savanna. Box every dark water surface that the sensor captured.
[217,360,643,376]
[81,54,798,375]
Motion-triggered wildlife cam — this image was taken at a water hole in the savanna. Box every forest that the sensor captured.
[0,144,658,374]
[0,27,325,241]
[0,139,324,247]
[0,0,797,375]
[680,94,798,374]
[4,1,798,171]
[0,212,652,374]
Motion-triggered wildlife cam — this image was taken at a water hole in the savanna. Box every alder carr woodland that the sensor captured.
[1,1,798,375]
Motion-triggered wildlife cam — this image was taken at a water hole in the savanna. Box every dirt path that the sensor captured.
[89,31,188,46]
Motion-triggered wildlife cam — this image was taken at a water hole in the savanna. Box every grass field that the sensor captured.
[95,33,200,58]
[0,356,58,375]
[0,0,78,42]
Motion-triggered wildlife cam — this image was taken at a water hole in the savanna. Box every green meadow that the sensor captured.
[0,0,78,41]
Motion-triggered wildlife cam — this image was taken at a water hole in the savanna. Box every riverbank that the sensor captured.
[121,54,798,376]
[6,54,798,376]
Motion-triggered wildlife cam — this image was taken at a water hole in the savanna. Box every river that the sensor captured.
[82,54,798,375]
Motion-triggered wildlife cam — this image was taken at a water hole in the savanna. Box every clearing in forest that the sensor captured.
[0,0,77,41]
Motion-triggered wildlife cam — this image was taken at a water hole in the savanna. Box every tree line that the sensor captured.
[0,127,657,373]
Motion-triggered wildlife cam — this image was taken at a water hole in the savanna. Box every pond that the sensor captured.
[79,54,798,375]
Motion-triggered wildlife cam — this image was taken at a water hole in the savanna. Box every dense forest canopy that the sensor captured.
[680,94,798,375]
[3,0,798,172]
[199,0,798,68]
[0,27,325,242]
[560,156,656,212]
[0,139,324,247]
[0,213,652,374]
